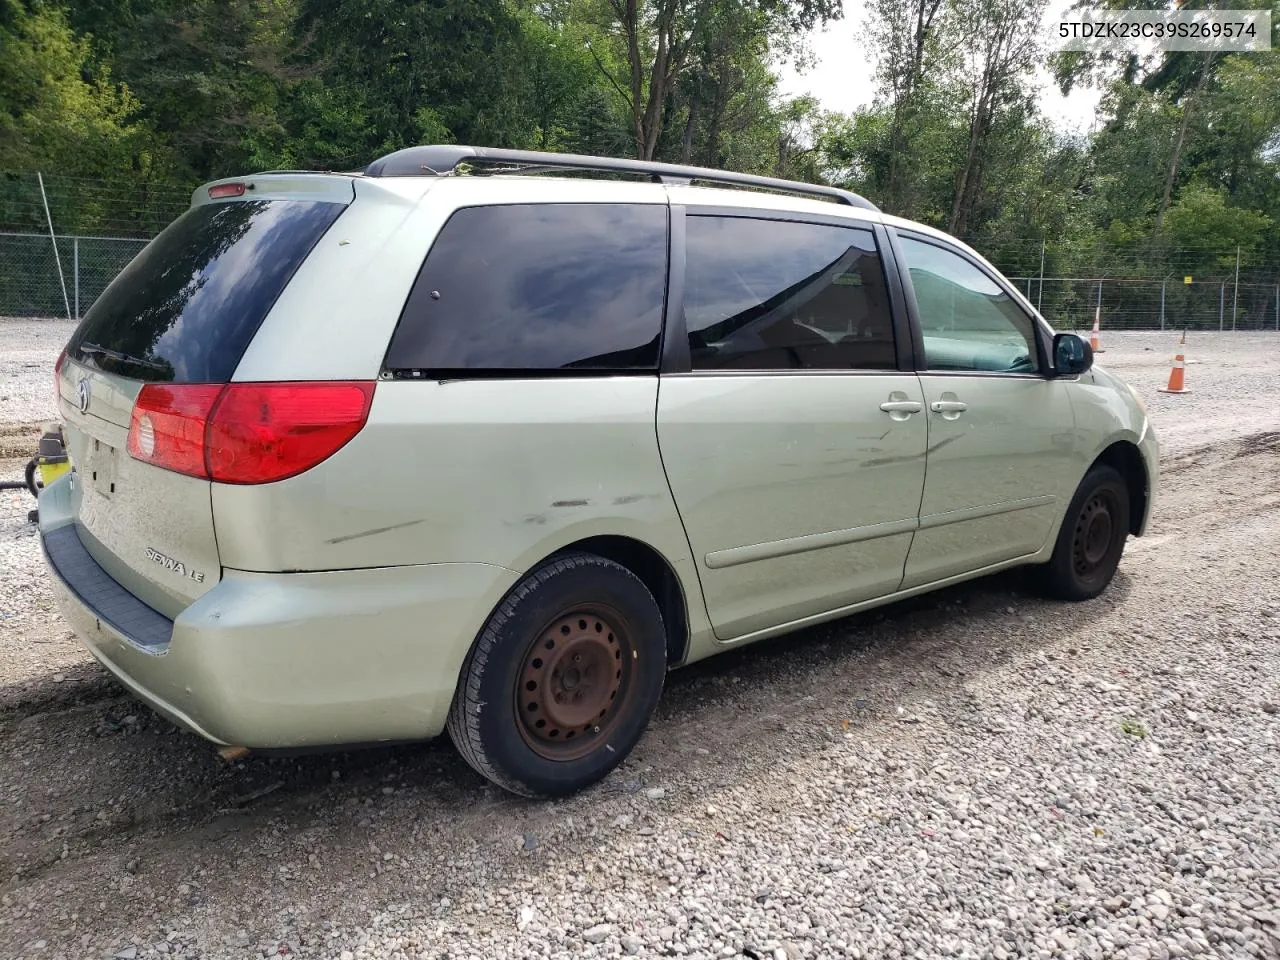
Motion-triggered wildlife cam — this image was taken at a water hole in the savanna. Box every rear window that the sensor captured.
[67,198,347,383]
[385,203,668,374]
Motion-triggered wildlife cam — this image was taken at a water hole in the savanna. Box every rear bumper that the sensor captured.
[39,481,518,748]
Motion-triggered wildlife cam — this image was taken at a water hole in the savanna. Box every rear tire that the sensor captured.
[1035,465,1130,601]
[446,552,666,797]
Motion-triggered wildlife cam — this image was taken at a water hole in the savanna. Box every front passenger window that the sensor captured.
[899,236,1040,374]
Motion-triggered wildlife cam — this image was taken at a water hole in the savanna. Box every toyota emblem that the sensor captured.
[76,377,91,414]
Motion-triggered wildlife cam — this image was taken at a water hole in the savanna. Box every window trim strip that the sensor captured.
[660,205,691,374]
[873,223,918,372]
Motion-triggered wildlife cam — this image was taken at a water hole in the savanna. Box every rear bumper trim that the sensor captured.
[41,525,174,653]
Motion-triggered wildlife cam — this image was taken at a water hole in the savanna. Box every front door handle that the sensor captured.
[930,395,968,421]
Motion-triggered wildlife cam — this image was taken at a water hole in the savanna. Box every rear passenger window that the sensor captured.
[684,216,895,371]
[386,204,667,373]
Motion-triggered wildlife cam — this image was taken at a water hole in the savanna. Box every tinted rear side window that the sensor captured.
[684,216,895,371]
[67,198,347,383]
[386,203,668,373]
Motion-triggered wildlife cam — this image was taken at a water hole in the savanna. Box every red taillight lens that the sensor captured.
[54,348,66,406]
[206,382,375,484]
[128,384,223,478]
[126,382,375,484]
[208,182,247,199]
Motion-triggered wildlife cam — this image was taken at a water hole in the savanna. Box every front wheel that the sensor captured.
[1034,465,1131,601]
[446,553,666,797]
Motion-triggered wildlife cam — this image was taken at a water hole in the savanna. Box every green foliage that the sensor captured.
[0,0,1274,300]
[1120,718,1148,739]
[1163,185,1272,269]
[0,0,158,177]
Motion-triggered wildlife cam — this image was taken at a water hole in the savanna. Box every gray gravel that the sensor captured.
[0,317,73,429]
[1,327,1278,960]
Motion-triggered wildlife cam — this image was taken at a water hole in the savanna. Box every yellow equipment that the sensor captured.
[35,425,71,488]
[1,424,69,524]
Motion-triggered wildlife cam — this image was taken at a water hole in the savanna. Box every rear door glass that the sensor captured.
[684,216,896,371]
[385,203,668,373]
[67,198,347,383]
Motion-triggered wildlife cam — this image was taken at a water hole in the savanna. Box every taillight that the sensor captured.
[208,182,247,199]
[206,382,375,484]
[127,384,223,478]
[127,382,375,484]
[54,348,66,406]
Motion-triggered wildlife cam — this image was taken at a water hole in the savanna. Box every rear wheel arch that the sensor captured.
[548,536,689,668]
[1089,440,1148,536]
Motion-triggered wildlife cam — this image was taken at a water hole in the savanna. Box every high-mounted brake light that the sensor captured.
[127,382,376,484]
[208,182,247,199]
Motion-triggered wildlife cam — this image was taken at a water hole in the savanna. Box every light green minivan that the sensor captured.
[40,146,1157,796]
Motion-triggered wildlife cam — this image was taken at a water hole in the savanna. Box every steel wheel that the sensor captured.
[447,552,666,797]
[1035,464,1131,602]
[515,605,633,762]
[1072,489,1119,581]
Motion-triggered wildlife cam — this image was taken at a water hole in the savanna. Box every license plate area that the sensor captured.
[85,438,121,497]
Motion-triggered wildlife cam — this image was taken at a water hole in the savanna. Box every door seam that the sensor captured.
[899,372,930,590]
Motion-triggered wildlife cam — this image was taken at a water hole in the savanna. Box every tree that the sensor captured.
[947,0,1047,236]
[514,7,601,151]
[1163,185,1272,271]
[0,0,154,177]
[1154,52,1215,231]
[866,0,950,213]
[587,0,840,160]
[60,0,300,179]
[287,0,531,167]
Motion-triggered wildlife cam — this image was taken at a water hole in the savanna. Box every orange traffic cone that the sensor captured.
[1158,349,1190,394]
[1090,308,1105,353]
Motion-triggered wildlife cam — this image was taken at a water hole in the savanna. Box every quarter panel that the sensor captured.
[232,178,436,381]
[211,377,696,578]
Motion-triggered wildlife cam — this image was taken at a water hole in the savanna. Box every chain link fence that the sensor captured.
[3,225,1279,331]
[1008,276,1280,332]
[0,232,148,319]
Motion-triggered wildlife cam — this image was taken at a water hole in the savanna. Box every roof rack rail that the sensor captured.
[362,145,878,212]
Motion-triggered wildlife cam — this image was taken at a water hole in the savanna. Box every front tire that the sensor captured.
[1035,465,1131,601]
[446,552,666,797]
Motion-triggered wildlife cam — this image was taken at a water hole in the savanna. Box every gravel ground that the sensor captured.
[1,322,1278,960]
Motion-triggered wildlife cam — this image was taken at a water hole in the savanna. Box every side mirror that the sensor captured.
[1053,333,1093,376]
